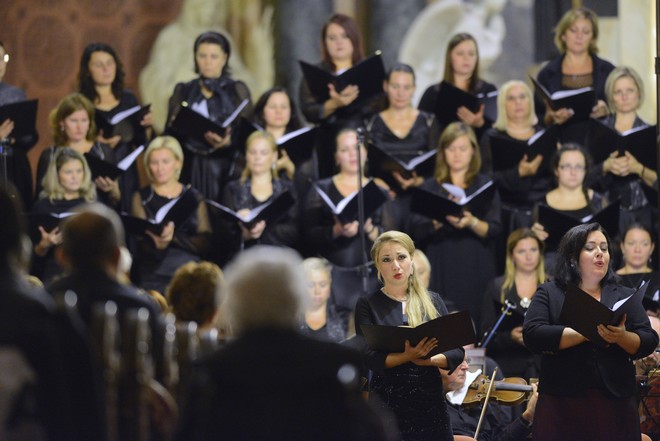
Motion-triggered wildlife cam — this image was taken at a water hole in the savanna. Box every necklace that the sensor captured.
[381,288,408,303]
[519,297,531,309]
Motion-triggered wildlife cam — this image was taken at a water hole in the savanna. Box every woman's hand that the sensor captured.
[531,222,548,241]
[603,150,630,176]
[140,110,154,128]
[590,100,610,119]
[510,325,525,346]
[146,221,174,250]
[332,218,359,238]
[446,210,477,230]
[518,154,543,177]
[545,106,574,125]
[328,83,359,108]
[97,131,122,149]
[404,337,438,362]
[205,128,232,149]
[238,209,266,240]
[0,118,15,141]
[393,171,423,191]
[35,226,62,256]
[276,149,295,180]
[95,176,121,202]
[457,104,485,128]
[597,313,628,345]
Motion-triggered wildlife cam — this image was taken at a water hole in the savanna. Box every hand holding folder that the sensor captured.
[360,310,476,358]
[0,99,38,148]
[121,189,198,236]
[170,98,249,147]
[559,282,648,347]
[531,76,595,122]
[96,104,150,146]
[432,81,498,126]
[588,120,657,168]
[206,191,295,229]
[315,180,388,224]
[489,126,558,175]
[410,180,495,220]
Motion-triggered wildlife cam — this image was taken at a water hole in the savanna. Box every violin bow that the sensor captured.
[474,367,498,439]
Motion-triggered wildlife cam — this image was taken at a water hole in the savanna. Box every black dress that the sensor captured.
[0,82,37,209]
[131,185,211,293]
[535,53,615,145]
[587,114,655,233]
[365,111,440,232]
[94,90,147,213]
[166,76,252,203]
[418,79,497,141]
[480,276,541,379]
[303,177,385,313]
[219,177,300,261]
[355,289,464,441]
[300,303,349,343]
[409,174,502,330]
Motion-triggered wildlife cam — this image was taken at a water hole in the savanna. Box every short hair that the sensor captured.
[78,42,125,102]
[224,246,308,334]
[493,80,538,130]
[302,257,332,280]
[49,93,97,146]
[321,13,364,71]
[387,62,416,85]
[434,122,481,186]
[193,31,231,76]
[554,7,600,54]
[253,86,302,132]
[443,33,480,93]
[143,136,184,182]
[166,261,224,326]
[40,147,96,203]
[240,131,278,182]
[553,222,616,288]
[60,203,125,271]
[604,66,645,113]
[0,183,27,268]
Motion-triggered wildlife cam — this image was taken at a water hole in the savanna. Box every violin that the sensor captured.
[463,374,534,407]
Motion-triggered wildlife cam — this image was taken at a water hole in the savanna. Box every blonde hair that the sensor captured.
[49,93,97,146]
[554,7,599,54]
[302,257,332,281]
[604,66,645,114]
[371,231,439,327]
[434,122,481,187]
[501,228,546,302]
[143,135,184,182]
[240,130,278,183]
[493,80,538,130]
[40,147,96,203]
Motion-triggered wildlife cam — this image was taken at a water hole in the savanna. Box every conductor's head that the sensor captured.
[224,245,308,334]
[59,203,125,275]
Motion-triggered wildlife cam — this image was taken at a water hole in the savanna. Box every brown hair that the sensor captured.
[49,93,97,146]
[321,13,364,70]
[434,122,481,187]
[443,33,480,93]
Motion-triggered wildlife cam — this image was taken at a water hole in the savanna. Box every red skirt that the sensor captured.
[533,388,641,441]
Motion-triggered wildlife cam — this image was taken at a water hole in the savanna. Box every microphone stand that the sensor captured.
[0,137,10,188]
[355,127,370,295]
[478,300,517,349]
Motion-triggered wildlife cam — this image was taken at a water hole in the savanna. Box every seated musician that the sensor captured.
[439,357,538,441]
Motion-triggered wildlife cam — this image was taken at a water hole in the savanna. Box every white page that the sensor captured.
[109,105,141,125]
[117,145,145,171]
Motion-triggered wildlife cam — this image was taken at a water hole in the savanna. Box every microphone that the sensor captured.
[356,127,365,146]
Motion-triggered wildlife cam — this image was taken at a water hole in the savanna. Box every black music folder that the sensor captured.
[489,125,559,175]
[121,188,199,236]
[84,145,144,180]
[299,52,386,105]
[536,200,620,249]
[0,99,38,147]
[26,212,76,243]
[559,282,648,347]
[433,81,498,126]
[588,120,657,168]
[530,76,596,121]
[206,191,295,229]
[367,144,437,181]
[410,180,495,220]
[314,179,388,224]
[277,126,317,166]
[170,98,249,146]
[95,104,150,145]
[360,310,476,358]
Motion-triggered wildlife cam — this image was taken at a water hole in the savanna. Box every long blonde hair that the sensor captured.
[371,231,439,327]
[501,228,546,302]
[40,147,96,203]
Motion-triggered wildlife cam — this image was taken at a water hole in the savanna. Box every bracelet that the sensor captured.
[365,226,375,234]
[470,218,479,229]
[641,166,646,178]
